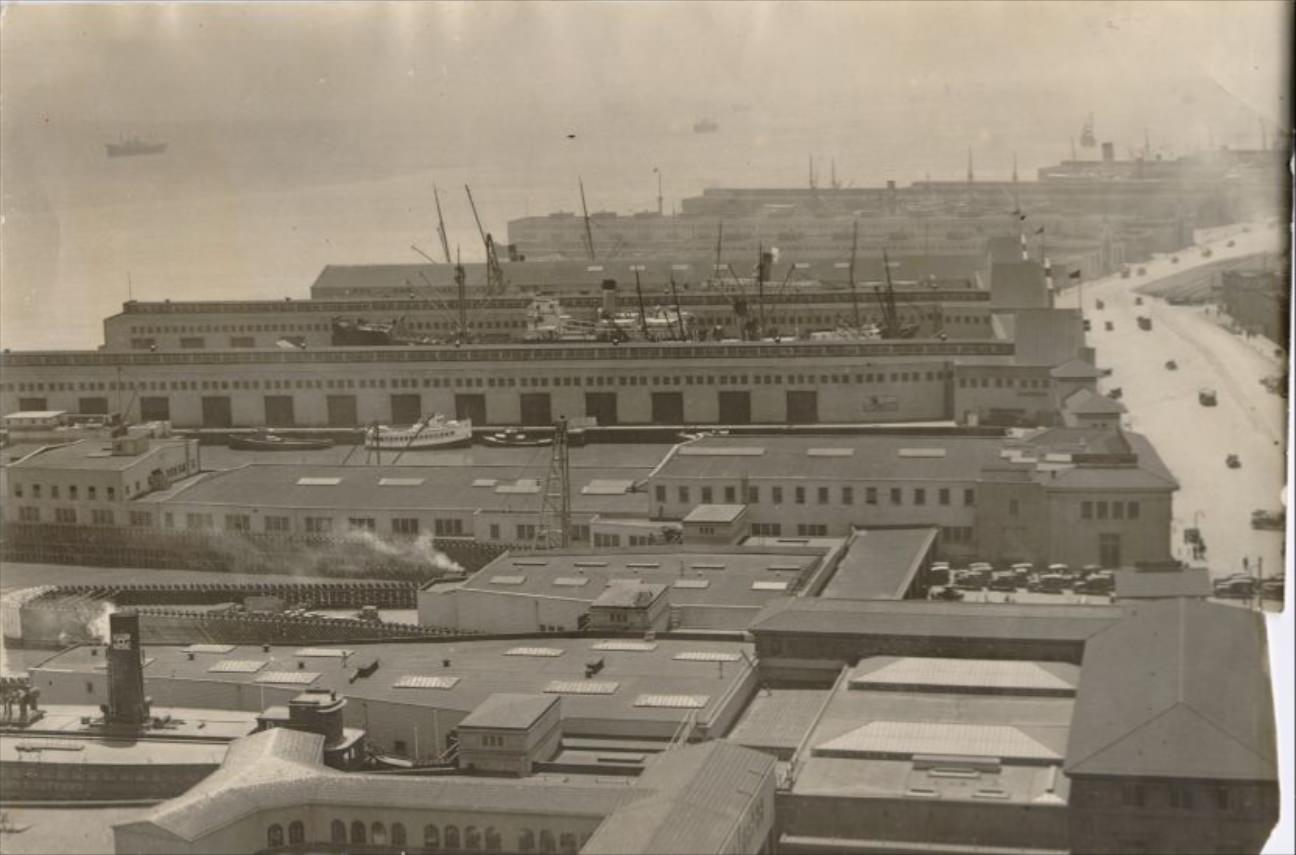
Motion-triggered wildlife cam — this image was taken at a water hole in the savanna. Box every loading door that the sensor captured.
[326,395,358,428]
[390,394,423,425]
[651,392,684,425]
[585,392,618,426]
[201,396,233,428]
[786,390,818,424]
[140,397,171,422]
[520,393,553,426]
[78,396,109,415]
[264,395,296,427]
[455,393,487,425]
[717,390,752,425]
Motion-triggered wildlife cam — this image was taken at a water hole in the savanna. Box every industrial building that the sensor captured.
[111,728,777,855]
[646,427,1177,569]
[736,596,1277,854]
[30,635,761,764]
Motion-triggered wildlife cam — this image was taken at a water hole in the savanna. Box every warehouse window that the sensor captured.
[914,488,927,506]
[795,486,806,505]
[225,514,251,532]
[1128,501,1140,519]
[817,486,829,505]
[772,486,783,504]
[264,516,290,533]
[129,511,153,528]
[348,517,376,532]
[392,518,419,536]
[701,487,713,503]
[865,487,877,505]
[747,485,759,503]
[434,519,464,536]
[305,517,332,534]
[939,487,950,506]
[55,508,77,524]
[724,485,737,503]
[1096,501,1109,520]
[890,488,902,505]
[842,486,854,505]
[1081,501,1093,520]
[655,485,666,503]
[963,488,975,506]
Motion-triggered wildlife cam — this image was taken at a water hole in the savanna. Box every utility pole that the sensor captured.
[534,418,571,549]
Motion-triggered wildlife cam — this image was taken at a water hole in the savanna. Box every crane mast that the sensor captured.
[848,220,861,329]
[464,184,505,296]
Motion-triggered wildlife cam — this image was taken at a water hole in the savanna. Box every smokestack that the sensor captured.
[601,279,618,316]
[106,611,150,727]
[1101,142,1115,162]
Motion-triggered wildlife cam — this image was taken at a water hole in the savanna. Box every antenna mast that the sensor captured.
[433,184,453,264]
[579,178,596,262]
[534,418,571,550]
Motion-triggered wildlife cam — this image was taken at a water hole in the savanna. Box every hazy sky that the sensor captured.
[2,1,1290,128]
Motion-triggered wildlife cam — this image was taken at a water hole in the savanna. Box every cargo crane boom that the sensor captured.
[579,178,597,262]
[433,185,453,264]
[465,184,505,295]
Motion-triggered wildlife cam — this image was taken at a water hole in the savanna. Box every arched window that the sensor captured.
[330,820,346,844]
[351,820,367,844]
[559,832,579,854]
[465,825,481,850]
[288,821,305,845]
[445,825,461,850]
[424,824,441,849]
[392,823,407,846]
[267,824,284,848]
[539,829,557,853]
[518,829,536,852]
[485,827,503,852]
[371,822,388,846]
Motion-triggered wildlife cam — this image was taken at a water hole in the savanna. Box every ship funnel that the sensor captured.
[601,279,618,316]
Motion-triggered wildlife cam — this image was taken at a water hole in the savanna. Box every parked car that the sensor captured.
[988,571,1018,592]
[1213,576,1257,599]
[957,569,991,590]
[927,566,951,586]
[1034,573,1070,594]
[931,587,964,601]
[1226,454,1241,469]
[1250,509,1285,531]
[1076,571,1115,595]
[1011,563,1034,586]
[1165,359,1177,370]
[1137,316,1152,331]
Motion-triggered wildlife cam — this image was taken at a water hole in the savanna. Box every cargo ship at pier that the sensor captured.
[105,136,168,158]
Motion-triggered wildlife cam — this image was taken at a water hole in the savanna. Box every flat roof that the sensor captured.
[683,504,746,524]
[750,598,1123,644]
[458,693,559,730]
[143,462,652,515]
[1114,568,1212,599]
[0,735,227,767]
[819,528,938,600]
[445,547,822,608]
[35,636,756,731]
[9,438,190,472]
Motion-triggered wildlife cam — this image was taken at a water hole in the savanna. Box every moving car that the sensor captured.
[1198,389,1217,406]
[1104,321,1114,331]
[1226,454,1241,469]
[1165,359,1177,370]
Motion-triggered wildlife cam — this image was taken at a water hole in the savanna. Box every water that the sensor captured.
[2,80,1266,352]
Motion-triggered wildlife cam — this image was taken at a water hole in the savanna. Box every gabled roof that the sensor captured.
[1050,359,1103,380]
[1065,599,1276,780]
[1064,387,1126,416]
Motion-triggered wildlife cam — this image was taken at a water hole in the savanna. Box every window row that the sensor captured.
[12,483,121,502]
[1080,500,1141,520]
[666,483,975,508]
[313,819,588,853]
[957,376,1049,389]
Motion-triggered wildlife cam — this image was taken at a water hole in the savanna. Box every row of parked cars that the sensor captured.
[1213,573,1285,601]
[928,562,1115,596]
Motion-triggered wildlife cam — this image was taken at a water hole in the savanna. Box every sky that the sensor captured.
[1,1,1290,129]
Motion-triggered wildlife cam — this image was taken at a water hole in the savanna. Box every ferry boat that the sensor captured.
[365,415,472,451]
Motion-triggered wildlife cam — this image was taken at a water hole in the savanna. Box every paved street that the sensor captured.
[1054,221,1288,589]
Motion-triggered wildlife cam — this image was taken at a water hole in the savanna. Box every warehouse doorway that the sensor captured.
[326,395,358,428]
[520,393,553,426]
[264,395,295,427]
[717,390,751,425]
[786,390,818,424]
[585,392,618,426]
[455,393,487,425]
[201,396,233,428]
[390,394,422,425]
[651,392,684,425]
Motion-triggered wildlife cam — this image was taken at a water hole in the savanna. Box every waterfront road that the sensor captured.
[1054,221,1288,592]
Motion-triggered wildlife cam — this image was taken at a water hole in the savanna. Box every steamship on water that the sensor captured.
[105,136,168,158]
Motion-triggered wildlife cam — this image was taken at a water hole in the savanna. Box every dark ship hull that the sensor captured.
[106,142,168,158]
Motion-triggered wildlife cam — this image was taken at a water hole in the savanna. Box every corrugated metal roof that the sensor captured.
[814,721,1062,762]
[392,675,460,690]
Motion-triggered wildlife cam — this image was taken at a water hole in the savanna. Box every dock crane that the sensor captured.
[433,185,453,264]
[464,184,506,296]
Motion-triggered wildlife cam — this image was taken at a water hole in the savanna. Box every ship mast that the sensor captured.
[579,178,596,261]
[848,220,861,329]
[632,265,649,339]
[433,184,453,264]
